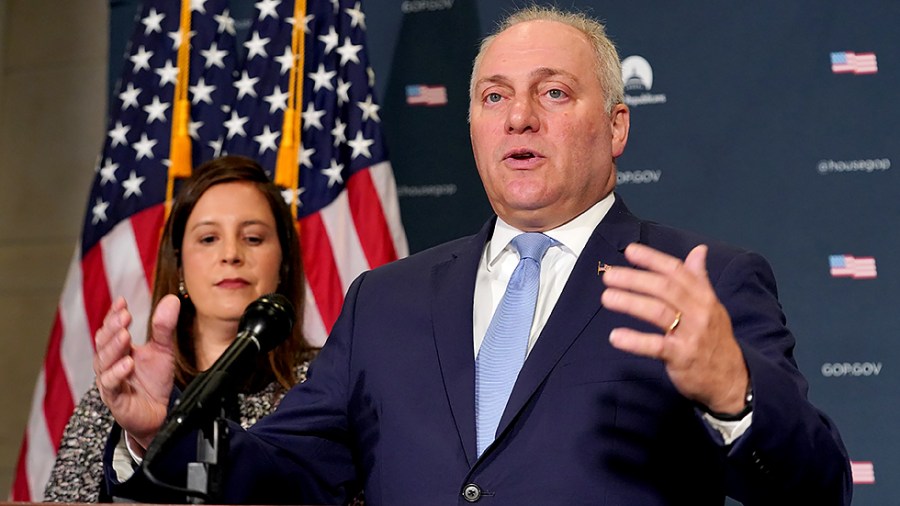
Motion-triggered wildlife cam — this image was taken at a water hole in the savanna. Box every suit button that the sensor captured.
[462,483,482,502]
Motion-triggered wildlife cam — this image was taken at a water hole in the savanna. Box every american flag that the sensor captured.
[220,0,407,342]
[405,84,448,106]
[12,0,406,500]
[829,254,877,280]
[830,51,878,74]
[851,460,876,484]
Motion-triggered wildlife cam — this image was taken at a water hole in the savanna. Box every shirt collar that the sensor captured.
[486,193,616,267]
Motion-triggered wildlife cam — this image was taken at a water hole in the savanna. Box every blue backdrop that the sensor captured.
[110,1,899,503]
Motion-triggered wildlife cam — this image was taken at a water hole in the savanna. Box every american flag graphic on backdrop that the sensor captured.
[12,0,406,500]
[829,254,877,280]
[830,51,878,75]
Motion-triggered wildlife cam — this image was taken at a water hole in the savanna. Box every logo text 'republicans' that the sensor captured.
[621,55,667,107]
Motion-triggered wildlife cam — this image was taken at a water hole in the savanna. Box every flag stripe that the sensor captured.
[368,161,409,258]
[101,216,155,345]
[851,460,875,484]
[13,435,31,499]
[320,189,371,291]
[300,212,345,333]
[80,246,112,338]
[347,168,399,267]
[131,204,166,288]
[24,371,54,501]
[41,313,75,449]
[302,282,330,348]
[58,247,96,399]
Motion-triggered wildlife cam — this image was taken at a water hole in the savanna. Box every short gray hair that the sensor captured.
[469,6,624,113]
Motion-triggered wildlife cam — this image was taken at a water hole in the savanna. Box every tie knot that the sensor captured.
[510,233,555,262]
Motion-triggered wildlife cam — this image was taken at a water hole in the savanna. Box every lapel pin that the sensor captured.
[597,261,613,275]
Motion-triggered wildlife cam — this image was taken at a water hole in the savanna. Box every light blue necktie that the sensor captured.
[475,232,555,457]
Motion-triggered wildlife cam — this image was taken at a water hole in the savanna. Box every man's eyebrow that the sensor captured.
[473,74,512,91]
[530,66,578,82]
[474,67,579,91]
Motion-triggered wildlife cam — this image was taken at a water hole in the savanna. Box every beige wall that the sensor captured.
[0,0,108,497]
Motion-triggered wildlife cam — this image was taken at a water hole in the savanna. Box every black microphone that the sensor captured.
[142,293,294,466]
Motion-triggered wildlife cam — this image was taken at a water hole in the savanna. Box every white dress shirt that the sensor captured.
[473,195,615,358]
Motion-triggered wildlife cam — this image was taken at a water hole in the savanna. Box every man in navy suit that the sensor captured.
[97,6,851,505]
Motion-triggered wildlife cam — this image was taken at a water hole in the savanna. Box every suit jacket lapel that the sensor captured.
[494,197,642,441]
[431,219,494,467]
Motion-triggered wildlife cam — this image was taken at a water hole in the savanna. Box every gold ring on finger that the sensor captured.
[666,311,683,335]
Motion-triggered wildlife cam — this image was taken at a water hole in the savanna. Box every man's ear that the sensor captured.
[610,104,630,158]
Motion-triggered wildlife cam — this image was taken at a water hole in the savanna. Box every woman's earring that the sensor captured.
[178,279,189,299]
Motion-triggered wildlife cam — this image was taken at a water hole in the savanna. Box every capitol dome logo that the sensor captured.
[621,55,667,106]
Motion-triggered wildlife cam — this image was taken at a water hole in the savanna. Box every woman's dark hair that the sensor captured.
[149,155,311,391]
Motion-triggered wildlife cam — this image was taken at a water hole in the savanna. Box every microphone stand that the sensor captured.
[185,396,233,504]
